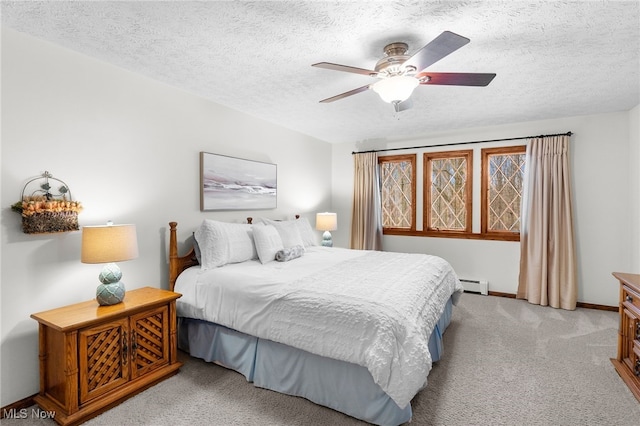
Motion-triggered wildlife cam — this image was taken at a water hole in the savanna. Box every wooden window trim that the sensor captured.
[423,150,473,235]
[480,145,526,241]
[383,229,519,241]
[378,154,417,233]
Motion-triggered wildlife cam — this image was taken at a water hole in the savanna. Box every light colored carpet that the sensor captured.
[6,293,640,425]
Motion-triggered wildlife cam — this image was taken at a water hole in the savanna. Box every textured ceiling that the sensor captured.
[2,1,639,144]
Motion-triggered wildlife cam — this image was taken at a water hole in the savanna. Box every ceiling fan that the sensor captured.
[312,31,496,112]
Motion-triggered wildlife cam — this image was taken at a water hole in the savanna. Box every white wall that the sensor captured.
[629,104,640,273]
[332,110,637,307]
[0,28,332,407]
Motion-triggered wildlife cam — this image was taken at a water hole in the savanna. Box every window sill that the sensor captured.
[382,229,520,242]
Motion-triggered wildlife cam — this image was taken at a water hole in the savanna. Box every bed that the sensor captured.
[168,218,463,426]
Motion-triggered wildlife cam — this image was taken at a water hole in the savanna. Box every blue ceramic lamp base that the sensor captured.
[321,231,333,247]
[96,263,126,306]
[96,282,125,306]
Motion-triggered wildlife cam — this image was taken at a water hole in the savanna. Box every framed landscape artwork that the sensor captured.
[200,152,277,211]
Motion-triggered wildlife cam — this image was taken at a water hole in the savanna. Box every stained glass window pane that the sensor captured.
[430,157,467,230]
[488,153,525,232]
[380,159,413,228]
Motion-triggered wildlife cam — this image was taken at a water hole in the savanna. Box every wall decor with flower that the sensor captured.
[11,171,83,234]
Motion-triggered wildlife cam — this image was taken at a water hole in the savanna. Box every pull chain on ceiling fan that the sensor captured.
[312,31,496,112]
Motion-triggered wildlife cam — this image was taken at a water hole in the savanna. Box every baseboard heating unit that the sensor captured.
[460,278,489,295]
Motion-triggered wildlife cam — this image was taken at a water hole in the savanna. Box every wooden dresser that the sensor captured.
[611,272,640,402]
[31,287,182,425]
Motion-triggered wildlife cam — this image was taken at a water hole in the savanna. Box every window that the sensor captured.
[377,145,525,241]
[424,150,473,234]
[481,146,526,240]
[378,154,416,232]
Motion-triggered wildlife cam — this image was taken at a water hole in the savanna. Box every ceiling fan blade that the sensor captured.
[419,72,496,86]
[403,31,470,72]
[319,84,371,103]
[312,62,378,77]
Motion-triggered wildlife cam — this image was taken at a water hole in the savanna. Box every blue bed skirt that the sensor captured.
[178,297,453,426]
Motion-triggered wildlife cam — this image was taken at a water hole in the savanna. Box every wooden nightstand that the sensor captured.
[611,272,640,402]
[31,287,182,425]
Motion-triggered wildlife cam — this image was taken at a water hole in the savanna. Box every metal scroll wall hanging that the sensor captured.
[11,171,83,234]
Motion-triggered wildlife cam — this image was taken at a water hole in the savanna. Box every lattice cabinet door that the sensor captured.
[130,305,170,379]
[621,308,639,372]
[79,318,130,404]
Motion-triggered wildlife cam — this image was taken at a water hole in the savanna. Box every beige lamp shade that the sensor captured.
[316,212,337,232]
[81,224,139,264]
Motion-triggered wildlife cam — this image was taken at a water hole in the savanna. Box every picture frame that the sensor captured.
[200,152,277,211]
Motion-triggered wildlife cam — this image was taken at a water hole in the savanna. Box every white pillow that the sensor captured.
[194,219,257,269]
[258,217,312,248]
[294,217,319,247]
[252,224,284,264]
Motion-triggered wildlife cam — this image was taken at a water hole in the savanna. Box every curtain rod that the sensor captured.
[351,131,573,155]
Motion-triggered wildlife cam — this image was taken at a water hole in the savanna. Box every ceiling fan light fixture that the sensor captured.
[371,75,419,103]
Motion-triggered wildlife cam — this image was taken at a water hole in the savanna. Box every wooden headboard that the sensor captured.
[168,221,198,292]
[168,216,299,291]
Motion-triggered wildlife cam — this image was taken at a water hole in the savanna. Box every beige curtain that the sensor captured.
[350,152,383,250]
[517,135,577,310]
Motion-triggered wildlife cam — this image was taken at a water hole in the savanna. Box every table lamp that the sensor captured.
[316,212,337,247]
[81,223,138,306]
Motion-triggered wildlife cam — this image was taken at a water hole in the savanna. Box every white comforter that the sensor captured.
[175,246,463,408]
